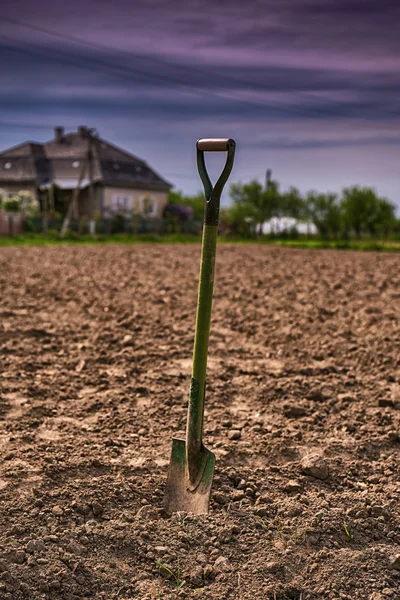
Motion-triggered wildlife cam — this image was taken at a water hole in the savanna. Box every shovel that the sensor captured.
[163,138,236,515]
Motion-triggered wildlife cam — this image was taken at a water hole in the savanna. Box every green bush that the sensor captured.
[3,198,21,212]
[111,213,126,233]
[79,216,90,234]
[62,229,81,241]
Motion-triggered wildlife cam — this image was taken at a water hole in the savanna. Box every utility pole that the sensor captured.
[60,127,98,236]
[88,133,95,236]
[49,182,55,213]
[265,168,272,191]
[39,184,48,234]
[60,144,88,236]
[265,169,275,235]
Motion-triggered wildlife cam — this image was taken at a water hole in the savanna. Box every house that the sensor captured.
[0,126,172,218]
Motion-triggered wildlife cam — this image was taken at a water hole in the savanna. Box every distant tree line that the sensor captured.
[170,177,399,239]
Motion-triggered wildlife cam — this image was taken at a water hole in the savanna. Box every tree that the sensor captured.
[168,189,205,221]
[281,186,305,220]
[369,198,396,236]
[230,179,280,235]
[226,201,257,237]
[306,191,341,239]
[340,186,380,238]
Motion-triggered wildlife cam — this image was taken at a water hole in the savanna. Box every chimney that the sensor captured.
[54,126,64,142]
[78,125,88,138]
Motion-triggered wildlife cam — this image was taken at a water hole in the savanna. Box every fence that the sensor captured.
[0,211,24,235]
[22,214,203,236]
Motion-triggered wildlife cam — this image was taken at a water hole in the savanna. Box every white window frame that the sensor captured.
[140,195,158,217]
[111,193,133,212]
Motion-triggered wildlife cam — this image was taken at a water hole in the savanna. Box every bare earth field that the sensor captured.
[0,244,399,600]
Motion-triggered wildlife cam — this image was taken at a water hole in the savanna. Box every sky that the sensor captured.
[0,0,399,208]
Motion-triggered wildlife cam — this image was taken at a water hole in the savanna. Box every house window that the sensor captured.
[141,196,157,216]
[111,194,133,212]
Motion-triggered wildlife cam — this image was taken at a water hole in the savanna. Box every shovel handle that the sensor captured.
[197,138,231,152]
[196,138,236,226]
[186,138,236,487]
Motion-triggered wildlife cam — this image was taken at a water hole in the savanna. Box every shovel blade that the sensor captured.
[163,438,215,515]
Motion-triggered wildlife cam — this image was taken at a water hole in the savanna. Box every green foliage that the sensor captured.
[340,186,396,238]
[230,178,280,235]
[168,189,205,221]
[79,216,90,234]
[225,177,398,241]
[1,232,400,251]
[229,180,306,236]
[306,191,342,239]
[281,186,305,220]
[110,213,126,233]
[18,190,41,216]
[155,559,185,591]
[1,190,41,215]
[376,199,398,237]
[3,198,20,212]
[343,522,353,541]
[227,201,257,237]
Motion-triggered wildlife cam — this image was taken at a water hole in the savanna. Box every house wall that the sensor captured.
[0,183,37,198]
[102,187,168,217]
[55,186,103,219]
[76,187,103,218]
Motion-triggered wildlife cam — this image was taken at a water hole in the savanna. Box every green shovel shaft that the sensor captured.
[187,224,218,450]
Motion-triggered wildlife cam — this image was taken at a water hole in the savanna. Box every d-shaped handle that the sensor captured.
[197,138,231,152]
[196,138,236,226]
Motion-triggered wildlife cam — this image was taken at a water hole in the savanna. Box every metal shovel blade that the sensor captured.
[163,438,215,515]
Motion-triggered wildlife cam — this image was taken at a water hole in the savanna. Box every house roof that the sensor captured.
[0,127,172,191]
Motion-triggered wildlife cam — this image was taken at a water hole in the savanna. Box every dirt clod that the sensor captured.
[301,453,330,480]
[390,555,400,570]
[213,492,228,505]
[91,501,104,516]
[284,480,304,494]
[189,565,204,586]
[7,550,25,565]
[213,556,232,573]
[264,560,281,574]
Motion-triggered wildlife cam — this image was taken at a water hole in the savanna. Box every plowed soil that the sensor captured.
[0,244,399,600]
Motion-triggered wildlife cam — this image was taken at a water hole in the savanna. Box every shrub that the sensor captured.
[3,197,21,212]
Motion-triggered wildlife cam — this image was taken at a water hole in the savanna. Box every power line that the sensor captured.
[0,16,394,129]
[0,120,50,129]
[0,36,317,119]
[0,14,369,112]
[0,15,337,104]
[0,24,358,120]
[0,35,173,89]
